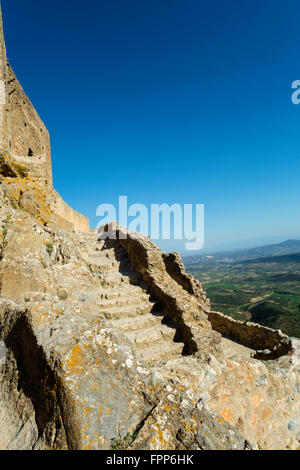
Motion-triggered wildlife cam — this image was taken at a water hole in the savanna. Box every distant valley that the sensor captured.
[184,240,300,338]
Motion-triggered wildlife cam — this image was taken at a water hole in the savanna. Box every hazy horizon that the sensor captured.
[158,234,300,256]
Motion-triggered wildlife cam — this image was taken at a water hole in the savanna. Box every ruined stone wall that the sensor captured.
[0,7,89,233]
[6,65,52,189]
[0,6,9,154]
[163,251,209,306]
[208,310,293,359]
[49,189,90,233]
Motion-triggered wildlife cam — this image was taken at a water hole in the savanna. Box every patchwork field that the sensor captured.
[185,254,300,338]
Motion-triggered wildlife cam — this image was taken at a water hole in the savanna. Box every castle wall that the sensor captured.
[0,6,9,154]
[49,189,90,233]
[6,65,53,189]
[0,7,89,233]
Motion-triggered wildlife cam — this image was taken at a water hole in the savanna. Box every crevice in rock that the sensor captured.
[5,314,69,449]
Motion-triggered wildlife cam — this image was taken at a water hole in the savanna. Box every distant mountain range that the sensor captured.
[183,239,300,265]
[240,252,300,265]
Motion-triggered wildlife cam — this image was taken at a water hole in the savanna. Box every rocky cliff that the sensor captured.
[0,6,299,450]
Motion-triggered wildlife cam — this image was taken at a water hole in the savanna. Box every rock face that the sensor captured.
[0,6,299,450]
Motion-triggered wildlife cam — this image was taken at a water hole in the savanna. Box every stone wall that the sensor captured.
[0,7,8,154]
[0,8,89,233]
[208,310,293,359]
[163,251,209,306]
[3,67,89,232]
[49,189,89,233]
[6,65,52,189]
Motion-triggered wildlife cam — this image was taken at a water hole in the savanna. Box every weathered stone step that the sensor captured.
[110,313,164,332]
[98,285,148,300]
[97,292,150,310]
[88,256,120,273]
[139,341,184,365]
[77,234,99,243]
[102,302,156,320]
[95,248,117,259]
[100,271,140,287]
[126,324,176,350]
[78,246,116,261]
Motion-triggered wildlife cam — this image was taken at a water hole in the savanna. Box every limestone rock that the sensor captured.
[0,5,299,451]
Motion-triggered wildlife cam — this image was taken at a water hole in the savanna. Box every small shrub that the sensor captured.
[58,292,68,301]
[110,432,138,450]
[46,243,54,255]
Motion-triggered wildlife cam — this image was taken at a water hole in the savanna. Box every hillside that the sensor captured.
[186,253,300,338]
[184,239,300,265]
[240,252,300,264]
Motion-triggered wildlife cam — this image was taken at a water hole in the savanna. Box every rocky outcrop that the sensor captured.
[0,5,299,451]
[0,200,298,450]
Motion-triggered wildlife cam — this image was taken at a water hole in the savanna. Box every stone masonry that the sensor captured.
[0,5,89,232]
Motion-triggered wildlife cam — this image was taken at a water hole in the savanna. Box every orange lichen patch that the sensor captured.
[252,393,262,409]
[226,360,235,369]
[157,425,168,447]
[164,404,172,413]
[189,416,197,432]
[83,408,91,417]
[149,424,169,449]
[82,444,92,450]
[98,406,102,415]
[106,407,112,414]
[262,407,272,420]
[221,408,233,423]
[221,393,230,405]
[65,344,85,375]
[250,413,258,429]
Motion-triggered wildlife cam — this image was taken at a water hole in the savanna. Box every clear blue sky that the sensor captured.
[2,0,300,252]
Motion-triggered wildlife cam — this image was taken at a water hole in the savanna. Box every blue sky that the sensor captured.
[2,0,300,252]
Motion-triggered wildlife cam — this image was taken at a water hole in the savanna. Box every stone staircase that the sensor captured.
[76,232,185,365]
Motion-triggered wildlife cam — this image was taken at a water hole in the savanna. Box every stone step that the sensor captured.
[95,248,117,259]
[139,341,184,365]
[110,313,164,332]
[100,271,140,287]
[126,324,176,350]
[97,292,150,310]
[88,256,120,273]
[102,302,156,320]
[77,235,99,243]
[98,285,148,300]
[78,246,116,261]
